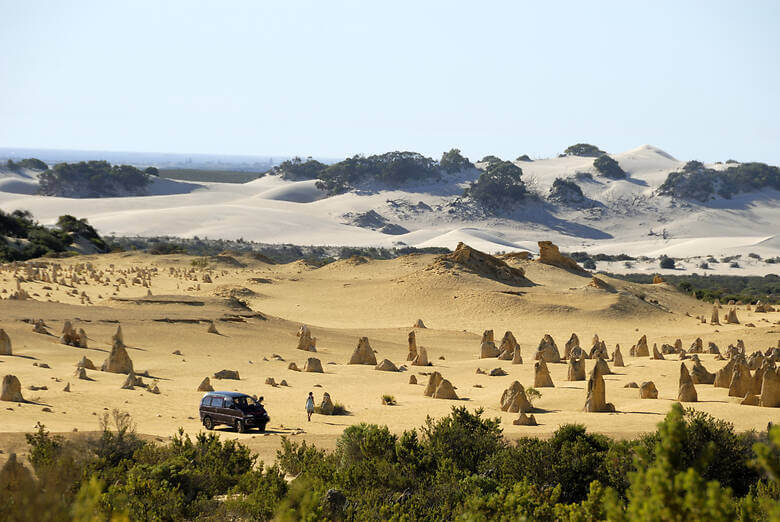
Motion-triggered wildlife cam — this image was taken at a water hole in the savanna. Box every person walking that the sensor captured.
[305,392,315,421]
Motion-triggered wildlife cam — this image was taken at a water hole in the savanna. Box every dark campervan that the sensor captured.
[199,391,270,433]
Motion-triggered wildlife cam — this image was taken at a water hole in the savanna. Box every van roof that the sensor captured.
[204,391,251,398]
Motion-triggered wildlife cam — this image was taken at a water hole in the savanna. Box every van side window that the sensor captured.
[210,397,222,407]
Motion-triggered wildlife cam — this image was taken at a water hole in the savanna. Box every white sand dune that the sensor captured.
[0,145,778,268]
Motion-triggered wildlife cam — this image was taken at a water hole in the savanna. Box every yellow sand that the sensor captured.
[0,251,777,465]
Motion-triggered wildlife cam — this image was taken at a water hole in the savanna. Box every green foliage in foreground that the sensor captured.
[0,210,108,262]
[1,404,778,521]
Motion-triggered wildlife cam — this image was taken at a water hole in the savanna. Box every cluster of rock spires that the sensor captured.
[407,331,430,366]
[296,325,317,352]
[423,371,458,399]
[535,241,586,273]
[480,330,522,363]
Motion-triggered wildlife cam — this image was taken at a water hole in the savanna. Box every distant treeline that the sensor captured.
[159,168,260,184]
[0,210,108,262]
[659,160,780,202]
[607,272,780,304]
[2,405,778,520]
[106,235,449,264]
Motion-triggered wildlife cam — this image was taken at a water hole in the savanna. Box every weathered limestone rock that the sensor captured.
[689,337,703,354]
[567,356,586,381]
[480,330,499,358]
[423,372,443,397]
[74,367,88,380]
[612,345,625,367]
[759,367,779,407]
[76,356,96,371]
[536,241,585,272]
[348,337,377,365]
[498,331,518,360]
[741,393,759,406]
[635,335,649,357]
[690,359,715,384]
[513,413,538,426]
[433,379,459,399]
[594,358,613,376]
[500,381,532,413]
[639,381,658,399]
[535,334,561,363]
[207,322,219,335]
[32,320,48,334]
[589,340,608,360]
[1,375,23,402]
[101,344,134,374]
[706,342,720,355]
[296,325,317,352]
[412,345,430,366]
[413,319,426,328]
[76,328,88,348]
[624,382,639,388]
[651,344,665,360]
[512,346,523,364]
[375,359,399,372]
[489,367,507,376]
[304,357,324,373]
[678,363,698,402]
[711,306,720,325]
[0,329,11,356]
[728,362,752,398]
[112,325,124,348]
[320,392,334,415]
[652,275,665,284]
[584,363,615,412]
[407,331,418,361]
[750,365,766,396]
[214,369,240,380]
[288,362,300,372]
[714,357,737,388]
[197,377,214,392]
[564,333,579,360]
[725,308,739,324]
[409,375,417,385]
[534,359,554,387]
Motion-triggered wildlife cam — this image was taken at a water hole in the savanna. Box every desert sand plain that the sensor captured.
[0,244,778,466]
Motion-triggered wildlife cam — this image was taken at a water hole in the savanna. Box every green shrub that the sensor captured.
[659,255,676,269]
[38,160,152,197]
[465,161,527,210]
[593,154,627,179]
[440,148,474,173]
[564,143,605,157]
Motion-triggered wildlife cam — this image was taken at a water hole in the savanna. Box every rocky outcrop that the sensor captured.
[480,330,500,358]
[536,241,585,272]
[564,333,579,360]
[423,372,443,397]
[375,359,399,372]
[500,381,532,413]
[534,359,554,387]
[714,358,737,388]
[207,322,219,334]
[710,306,720,325]
[725,308,739,324]
[498,331,519,360]
[690,359,715,384]
[214,369,240,380]
[634,335,649,357]
[513,413,538,425]
[567,356,586,381]
[612,345,625,367]
[413,319,426,328]
[407,331,418,361]
[0,329,11,356]
[197,377,214,392]
[320,392,335,415]
[759,366,779,407]
[297,325,317,352]
[728,362,752,398]
[433,379,459,399]
[101,344,134,374]
[651,344,665,360]
[584,362,615,412]
[1,375,23,402]
[639,381,658,399]
[412,345,430,366]
[409,375,417,385]
[304,357,324,373]
[678,363,698,402]
[348,337,377,365]
[535,335,561,363]
[435,242,528,284]
[76,356,96,371]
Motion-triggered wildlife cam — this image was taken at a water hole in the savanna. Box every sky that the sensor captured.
[1,1,779,164]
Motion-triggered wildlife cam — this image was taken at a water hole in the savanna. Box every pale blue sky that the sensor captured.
[1,1,779,164]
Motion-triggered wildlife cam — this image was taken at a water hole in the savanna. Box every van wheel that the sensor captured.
[235,420,247,433]
[203,417,214,430]
[258,422,267,433]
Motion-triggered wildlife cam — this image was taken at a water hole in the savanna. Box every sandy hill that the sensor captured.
[1,246,777,465]
[1,145,778,268]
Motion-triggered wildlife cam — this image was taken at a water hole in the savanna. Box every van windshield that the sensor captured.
[233,396,257,409]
